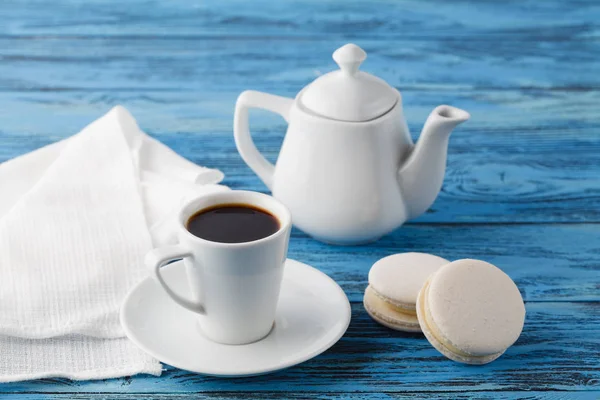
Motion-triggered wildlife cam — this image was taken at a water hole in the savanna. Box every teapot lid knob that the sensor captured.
[333,43,366,77]
[299,43,398,122]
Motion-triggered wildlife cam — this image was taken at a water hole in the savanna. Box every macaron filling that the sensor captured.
[370,288,416,316]
[364,286,421,331]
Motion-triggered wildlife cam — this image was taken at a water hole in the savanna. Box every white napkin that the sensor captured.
[0,106,227,382]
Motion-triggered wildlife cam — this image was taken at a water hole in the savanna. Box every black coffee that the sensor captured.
[186,204,280,243]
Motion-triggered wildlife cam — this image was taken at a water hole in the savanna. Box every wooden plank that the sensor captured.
[7,391,600,399]
[0,133,597,303]
[1,302,598,394]
[286,223,600,302]
[0,36,597,92]
[0,89,599,224]
[1,89,597,137]
[1,98,599,301]
[0,0,598,91]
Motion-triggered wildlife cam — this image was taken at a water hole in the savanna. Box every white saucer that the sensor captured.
[120,259,351,377]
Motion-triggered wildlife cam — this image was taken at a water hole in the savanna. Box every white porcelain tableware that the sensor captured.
[145,190,291,345]
[234,43,470,245]
[121,259,352,376]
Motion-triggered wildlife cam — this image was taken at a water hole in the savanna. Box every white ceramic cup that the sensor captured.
[145,190,292,345]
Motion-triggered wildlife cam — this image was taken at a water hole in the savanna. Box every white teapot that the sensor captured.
[234,44,469,245]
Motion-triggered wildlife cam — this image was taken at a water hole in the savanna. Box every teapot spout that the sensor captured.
[398,105,469,219]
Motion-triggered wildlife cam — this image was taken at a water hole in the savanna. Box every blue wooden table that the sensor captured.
[1,0,599,398]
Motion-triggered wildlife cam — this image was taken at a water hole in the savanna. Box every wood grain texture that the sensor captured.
[1,303,599,394]
[7,393,600,400]
[1,90,600,223]
[288,223,600,302]
[1,0,599,90]
[0,0,599,398]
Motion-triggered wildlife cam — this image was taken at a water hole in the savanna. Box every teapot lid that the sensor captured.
[299,44,397,122]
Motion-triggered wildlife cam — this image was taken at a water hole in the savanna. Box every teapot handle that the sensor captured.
[234,90,294,190]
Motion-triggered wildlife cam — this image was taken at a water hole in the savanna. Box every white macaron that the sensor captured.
[364,252,450,332]
[416,259,526,365]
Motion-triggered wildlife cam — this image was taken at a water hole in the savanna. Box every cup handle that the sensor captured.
[233,90,294,190]
[145,245,206,314]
